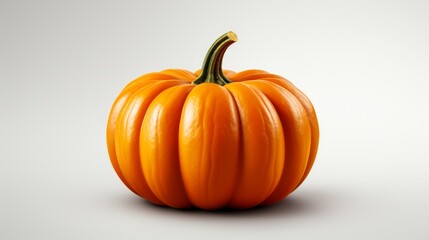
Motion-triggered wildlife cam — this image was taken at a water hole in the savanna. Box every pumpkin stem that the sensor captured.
[192,31,237,86]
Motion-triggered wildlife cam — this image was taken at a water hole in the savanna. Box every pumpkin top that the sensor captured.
[192,31,238,86]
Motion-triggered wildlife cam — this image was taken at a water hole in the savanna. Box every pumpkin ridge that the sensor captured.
[160,69,196,82]
[115,82,164,204]
[140,84,194,208]
[244,80,312,204]
[178,83,240,209]
[107,80,164,195]
[222,86,243,209]
[229,70,269,81]
[122,72,179,91]
[225,82,285,208]
[258,77,319,188]
[243,84,286,202]
[115,80,186,205]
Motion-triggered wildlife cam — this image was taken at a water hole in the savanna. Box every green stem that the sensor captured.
[192,31,237,86]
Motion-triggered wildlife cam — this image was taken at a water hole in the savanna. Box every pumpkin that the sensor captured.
[106,32,319,210]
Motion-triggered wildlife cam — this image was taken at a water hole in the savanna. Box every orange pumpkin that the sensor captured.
[106,32,319,210]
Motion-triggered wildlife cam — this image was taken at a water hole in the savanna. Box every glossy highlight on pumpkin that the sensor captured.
[106,32,319,210]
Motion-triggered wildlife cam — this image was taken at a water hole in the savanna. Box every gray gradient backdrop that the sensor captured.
[1,0,429,239]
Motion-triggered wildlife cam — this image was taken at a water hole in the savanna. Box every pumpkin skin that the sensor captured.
[106,32,319,210]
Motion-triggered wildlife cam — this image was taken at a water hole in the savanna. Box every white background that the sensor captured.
[1,0,428,239]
